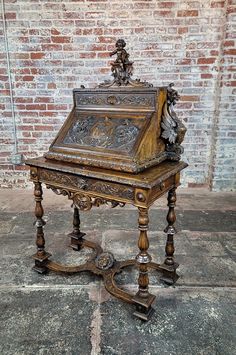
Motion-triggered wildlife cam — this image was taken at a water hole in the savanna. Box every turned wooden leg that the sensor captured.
[69,206,86,251]
[132,208,155,321]
[32,182,51,274]
[159,187,179,284]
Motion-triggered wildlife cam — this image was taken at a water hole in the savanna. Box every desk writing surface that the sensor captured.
[26,157,187,189]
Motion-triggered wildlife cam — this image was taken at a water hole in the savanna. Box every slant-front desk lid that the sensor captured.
[45,39,187,173]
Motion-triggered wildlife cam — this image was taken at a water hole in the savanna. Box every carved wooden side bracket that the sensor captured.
[161,83,187,161]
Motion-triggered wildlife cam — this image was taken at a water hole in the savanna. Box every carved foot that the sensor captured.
[32,252,51,274]
[69,231,86,251]
[132,293,155,321]
[159,262,179,285]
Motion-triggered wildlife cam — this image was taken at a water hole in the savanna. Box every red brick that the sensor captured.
[26,104,46,111]
[41,44,62,51]
[79,52,96,58]
[97,52,110,58]
[224,49,236,56]
[22,76,34,81]
[177,10,198,17]
[51,36,71,43]
[51,28,61,35]
[211,1,225,7]
[159,2,176,8]
[210,50,219,56]
[201,73,213,79]
[181,95,200,102]
[30,52,45,59]
[5,12,16,19]
[18,125,34,131]
[197,58,216,64]
[34,97,53,103]
[178,27,188,34]
[98,36,116,43]
[224,40,235,47]
[47,83,57,89]
[0,76,8,81]
[90,44,107,51]
[47,104,68,110]
[153,10,174,17]
[34,125,54,131]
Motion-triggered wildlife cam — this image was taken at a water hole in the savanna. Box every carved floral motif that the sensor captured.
[40,169,134,200]
[91,181,134,200]
[95,252,115,270]
[40,170,87,189]
[63,116,141,151]
[76,94,153,107]
[46,185,126,211]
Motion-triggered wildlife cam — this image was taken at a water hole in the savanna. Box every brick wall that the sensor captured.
[0,0,235,190]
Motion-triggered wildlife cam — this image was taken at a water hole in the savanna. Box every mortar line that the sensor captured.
[208,0,229,190]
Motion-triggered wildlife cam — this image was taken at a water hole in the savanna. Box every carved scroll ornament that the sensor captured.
[39,169,134,200]
[161,83,187,161]
[46,185,125,211]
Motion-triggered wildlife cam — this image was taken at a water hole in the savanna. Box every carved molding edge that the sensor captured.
[39,168,134,200]
[161,83,187,161]
[46,185,125,211]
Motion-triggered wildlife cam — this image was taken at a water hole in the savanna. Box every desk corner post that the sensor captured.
[32,181,51,273]
[133,207,155,321]
[159,186,179,284]
[164,186,177,267]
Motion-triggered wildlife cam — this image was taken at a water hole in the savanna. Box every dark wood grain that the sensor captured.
[25,39,188,321]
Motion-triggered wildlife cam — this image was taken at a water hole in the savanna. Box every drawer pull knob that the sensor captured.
[160,182,165,190]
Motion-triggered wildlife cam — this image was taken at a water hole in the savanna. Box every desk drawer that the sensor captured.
[35,168,135,202]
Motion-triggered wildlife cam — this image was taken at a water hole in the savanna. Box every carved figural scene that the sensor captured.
[26,38,188,321]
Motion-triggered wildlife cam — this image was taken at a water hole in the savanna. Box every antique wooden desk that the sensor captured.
[26,158,187,321]
[25,39,188,321]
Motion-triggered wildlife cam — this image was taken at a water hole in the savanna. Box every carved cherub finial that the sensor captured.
[98,39,153,88]
[110,39,130,66]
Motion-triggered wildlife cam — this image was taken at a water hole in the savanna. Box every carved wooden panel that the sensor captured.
[62,115,144,151]
[38,168,135,200]
[75,92,155,108]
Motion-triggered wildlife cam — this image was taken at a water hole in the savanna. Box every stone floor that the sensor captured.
[0,188,235,355]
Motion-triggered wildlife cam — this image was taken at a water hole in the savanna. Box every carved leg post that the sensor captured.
[69,206,86,251]
[32,182,51,273]
[160,187,179,284]
[132,208,155,321]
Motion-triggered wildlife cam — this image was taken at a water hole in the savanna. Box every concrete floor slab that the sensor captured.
[99,288,236,355]
[3,209,236,236]
[0,287,96,355]
[0,231,102,286]
[0,188,235,354]
[1,188,236,212]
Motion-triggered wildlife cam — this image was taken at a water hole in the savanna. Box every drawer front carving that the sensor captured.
[38,168,135,201]
[75,92,155,108]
